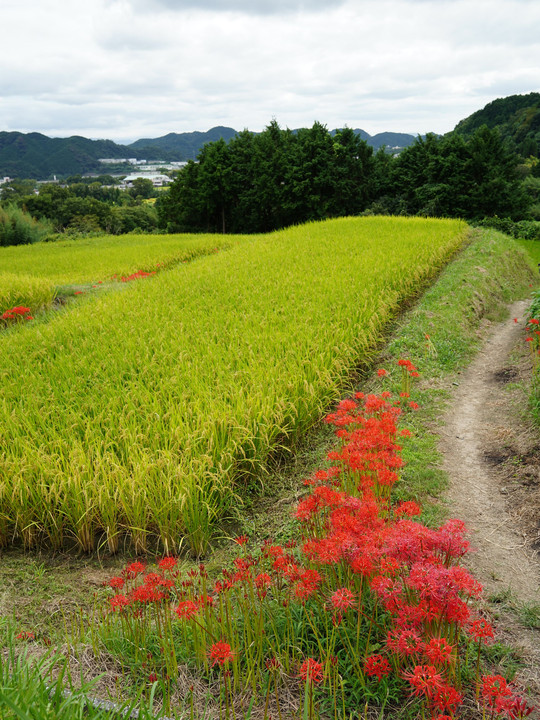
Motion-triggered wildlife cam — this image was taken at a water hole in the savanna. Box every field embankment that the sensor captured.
[0,216,467,556]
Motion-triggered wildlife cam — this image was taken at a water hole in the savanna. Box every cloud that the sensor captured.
[1,0,539,142]
[112,0,347,15]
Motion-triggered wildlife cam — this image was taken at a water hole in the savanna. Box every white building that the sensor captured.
[120,172,171,188]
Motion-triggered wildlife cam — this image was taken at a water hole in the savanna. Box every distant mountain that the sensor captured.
[128,126,239,160]
[454,92,540,157]
[0,127,240,179]
[362,131,417,151]
[0,132,130,179]
[0,125,417,180]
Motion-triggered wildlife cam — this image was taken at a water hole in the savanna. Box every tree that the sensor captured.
[129,178,154,200]
[331,127,375,215]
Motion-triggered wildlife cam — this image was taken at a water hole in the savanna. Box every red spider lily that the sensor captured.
[143,573,162,586]
[120,270,156,282]
[110,594,131,612]
[467,617,494,643]
[364,654,391,681]
[131,585,163,604]
[386,628,425,657]
[158,556,178,571]
[394,500,421,517]
[371,575,404,611]
[254,572,272,595]
[299,658,324,684]
[265,656,281,672]
[430,683,463,713]
[148,673,158,683]
[481,675,513,712]
[2,306,33,321]
[125,561,145,577]
[109,576,125,589]
[234,534,249,545]
[262,544,284,559]
[425,637,454,665]
[402,664,445,699]
[175,601,200,620]
[15,631,35,641]
[377,368,387,377]
[208,641,235,666]
[507,697,536,719]
[330,587,355,611]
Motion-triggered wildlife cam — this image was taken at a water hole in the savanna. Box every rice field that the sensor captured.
[0,216,469,556]
[0,272,56,316]
[0,231,241,284]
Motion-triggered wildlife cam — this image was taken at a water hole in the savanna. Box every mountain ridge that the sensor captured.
[0,126,417,179]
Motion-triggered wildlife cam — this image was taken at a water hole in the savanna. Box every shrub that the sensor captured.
[475,216,540,241]
[0,205,53,246]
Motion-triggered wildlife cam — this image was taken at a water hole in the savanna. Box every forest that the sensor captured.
[157,121,537,235]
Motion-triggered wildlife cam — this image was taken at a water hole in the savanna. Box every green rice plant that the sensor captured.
[0,216,469,555]
[0,231,238,285]
[0,272,56,316]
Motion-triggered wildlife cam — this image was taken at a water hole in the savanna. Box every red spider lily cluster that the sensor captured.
[525,317,540,366]
[525,315,540,408]
[97,361,535,719]
[119,269,156,283]
[1,305,33,322]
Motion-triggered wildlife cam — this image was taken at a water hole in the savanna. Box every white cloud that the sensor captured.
[111,0,347,16]
[0,0,538,141]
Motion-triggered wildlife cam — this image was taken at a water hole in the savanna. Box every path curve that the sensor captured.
[441,299,540,602]
[440,299,540,695]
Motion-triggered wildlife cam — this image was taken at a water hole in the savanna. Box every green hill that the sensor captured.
[454,92,540,157]
[0,132,130,178]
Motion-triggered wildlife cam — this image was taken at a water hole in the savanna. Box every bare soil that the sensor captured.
[440,299,540,700]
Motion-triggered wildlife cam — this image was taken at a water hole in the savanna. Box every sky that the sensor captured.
[2,0,539,145]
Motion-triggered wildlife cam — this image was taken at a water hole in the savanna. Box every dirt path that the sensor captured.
[440,299,540,696]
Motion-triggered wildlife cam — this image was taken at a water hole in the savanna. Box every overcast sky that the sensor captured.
[2,0,539,144]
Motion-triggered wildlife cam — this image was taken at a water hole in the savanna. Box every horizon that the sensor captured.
[1,123,424,146]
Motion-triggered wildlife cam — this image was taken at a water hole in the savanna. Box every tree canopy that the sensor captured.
[158,121,530,233]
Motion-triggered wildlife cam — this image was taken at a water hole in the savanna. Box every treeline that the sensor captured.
[157,121,535,235]
[1,176,160,242]
[2,119,539,246]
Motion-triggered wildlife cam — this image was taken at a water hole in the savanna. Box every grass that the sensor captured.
[516,238,540,267]
[0,216,468,557]
[0,619,161,719]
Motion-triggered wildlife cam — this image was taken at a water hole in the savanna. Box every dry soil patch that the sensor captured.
[440,299,540,698]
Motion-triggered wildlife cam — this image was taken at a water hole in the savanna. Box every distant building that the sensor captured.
[120,172,171,188]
